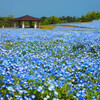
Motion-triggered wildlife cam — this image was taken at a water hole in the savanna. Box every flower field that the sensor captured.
[59,20,100,29]
[0,22,100,100]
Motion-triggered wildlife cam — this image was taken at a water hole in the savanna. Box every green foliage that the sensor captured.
[89,47,97,53]
[0,14,14,27]
[60,16,76,23]
[76,11,100,22]
[22,51,26,55]
[41,16,61,25]
[72,44,85,51]
[4,41,13,50]
[1,11,100,27]
[41,11,100,25]
[0,60,3,64]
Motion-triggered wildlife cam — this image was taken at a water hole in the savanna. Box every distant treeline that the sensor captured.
[76,11,100,22]
[0,11,100,27]
[0,15,14,28]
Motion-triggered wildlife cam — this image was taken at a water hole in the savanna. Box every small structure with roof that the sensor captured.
[11,15,43,28]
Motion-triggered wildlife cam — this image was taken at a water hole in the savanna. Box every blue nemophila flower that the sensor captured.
[0,96,4,100]
[25,97,32,100]
[52,98,59,100]
[31,94,36,99]
[5,94,10,98]
[76,89,86,97]
[24,96,29,100]
[48,84,55,91]
[19,90,28,94]
[46,95,50,99]
[7,86,15,92]
[1,85,7,88]
[37,86,43,92]
[15,84,23,90]
[44,97,48,100]
[15,95,23,100]
[54,91,58,96]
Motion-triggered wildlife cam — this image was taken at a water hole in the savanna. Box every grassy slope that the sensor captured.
[40,25,86,30]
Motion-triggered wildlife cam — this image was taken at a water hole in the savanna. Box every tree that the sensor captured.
[76,11,100,22]
[0,14,14,27]
[41,16,61,25]
[96,11,100,19]
[47,16,61,24]
[40,16,47,20]
[60,16,67,23]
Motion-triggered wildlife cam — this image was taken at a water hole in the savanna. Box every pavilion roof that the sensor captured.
[11,15,43,21]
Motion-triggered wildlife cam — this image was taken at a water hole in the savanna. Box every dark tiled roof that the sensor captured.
[11,15,43,21]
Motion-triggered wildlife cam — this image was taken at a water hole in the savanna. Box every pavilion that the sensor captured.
[11,15,43,28]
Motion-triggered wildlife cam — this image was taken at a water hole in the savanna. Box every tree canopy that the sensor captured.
[76,11,100,22]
